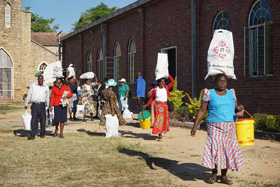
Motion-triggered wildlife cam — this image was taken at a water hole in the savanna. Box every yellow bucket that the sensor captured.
[236,119,254,146]
[139,117,151,130]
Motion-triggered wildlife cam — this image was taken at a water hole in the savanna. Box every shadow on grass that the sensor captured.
[119,148,210,183]
[77,128,106,137]
[14,129,53,137]
[119,130,157,141]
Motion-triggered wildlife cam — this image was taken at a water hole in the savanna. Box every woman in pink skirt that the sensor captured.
[191,74,244,185]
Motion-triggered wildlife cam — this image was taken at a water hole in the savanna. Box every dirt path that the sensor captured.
[1,112,280,186]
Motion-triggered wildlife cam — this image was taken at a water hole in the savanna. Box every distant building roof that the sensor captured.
[31,32,68,46]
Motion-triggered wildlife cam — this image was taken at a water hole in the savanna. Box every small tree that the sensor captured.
[168,77,185,111]
[25,7,59,32]
[185,90,208,122]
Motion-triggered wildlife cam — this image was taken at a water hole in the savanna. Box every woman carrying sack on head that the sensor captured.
[118,78,130,113]
[81,76,97,122]
[50,78,73,138]
[100,79,127,127]
[191,74,244,185]
[143,74,174,142]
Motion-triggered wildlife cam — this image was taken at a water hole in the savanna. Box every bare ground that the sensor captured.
[1,106,280,186]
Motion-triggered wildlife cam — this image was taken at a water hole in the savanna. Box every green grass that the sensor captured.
[191,154,201,157]
[0,105,22,111]
[0,128,172,186]
[250,173,263,177]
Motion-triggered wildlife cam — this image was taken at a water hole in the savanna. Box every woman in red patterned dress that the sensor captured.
[144,75,174,141]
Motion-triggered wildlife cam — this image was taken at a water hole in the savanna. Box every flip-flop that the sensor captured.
[221,177,233,185]
[209,174,217,184]
[53,133,58,137]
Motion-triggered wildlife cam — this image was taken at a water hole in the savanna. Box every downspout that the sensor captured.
[101,23,106,78]
[191,0,197,98]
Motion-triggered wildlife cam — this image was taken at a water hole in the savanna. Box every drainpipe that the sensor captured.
[191,0,197,98]
[101,23,106,78]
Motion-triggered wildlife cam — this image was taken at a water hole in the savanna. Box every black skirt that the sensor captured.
[54,106,67,123]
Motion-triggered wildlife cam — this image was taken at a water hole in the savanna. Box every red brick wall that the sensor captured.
[197,0,280,114]
[62,0,280,114]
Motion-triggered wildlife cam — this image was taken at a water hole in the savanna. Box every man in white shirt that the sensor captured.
[25,74,50,140]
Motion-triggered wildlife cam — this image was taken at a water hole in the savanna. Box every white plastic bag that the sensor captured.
[105,114,119,138]
[53,61,63,78]
[22,110,31,130]
[122,104,132,119]
[205,29,236,79]
[67,66,75,78]
[155,53,169,80]
[77,105,84,116]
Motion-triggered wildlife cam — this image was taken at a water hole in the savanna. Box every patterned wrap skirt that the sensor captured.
[202,121,244,171]
[152,102,169,134]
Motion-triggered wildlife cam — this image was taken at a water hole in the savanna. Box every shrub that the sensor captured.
[253,113,280,133]
[174,106,190,121]
[168,77,185,111]
[253,113,268,131]
[185,90,207,122]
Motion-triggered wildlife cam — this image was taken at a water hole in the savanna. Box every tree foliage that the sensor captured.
[73,3,119,31]
[25,7,59,32]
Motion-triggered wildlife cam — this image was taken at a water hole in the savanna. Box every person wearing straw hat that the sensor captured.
[191,73,244,185]
[100,79,127,127]
[25,74,49,140]
[118,78,130,113]
[81,76,97,122]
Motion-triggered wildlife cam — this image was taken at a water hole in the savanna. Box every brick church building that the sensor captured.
[61,0,280,114]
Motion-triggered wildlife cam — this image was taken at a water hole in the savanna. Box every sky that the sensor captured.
[22,0,138,33]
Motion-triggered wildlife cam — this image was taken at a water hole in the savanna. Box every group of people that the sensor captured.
[24,70,245,185]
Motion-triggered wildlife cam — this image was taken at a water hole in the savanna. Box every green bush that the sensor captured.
[174,106,190,121]
[185,90,207,122]
[253,113,268,130]
[253,113,280,133]
[168,77,185,111]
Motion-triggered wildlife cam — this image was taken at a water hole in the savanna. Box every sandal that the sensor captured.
[53,133,58,137]
[221,177,233,185]
[209,173,217,184]
[158,134,162,142]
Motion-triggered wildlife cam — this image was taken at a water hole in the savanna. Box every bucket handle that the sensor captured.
[244,109,253,119]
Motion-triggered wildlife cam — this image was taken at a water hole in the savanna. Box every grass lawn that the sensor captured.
[0,128,172,186]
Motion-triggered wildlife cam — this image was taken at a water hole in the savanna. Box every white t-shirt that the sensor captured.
[156,87,167,102]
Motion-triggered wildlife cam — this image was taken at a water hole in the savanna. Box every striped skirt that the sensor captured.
[202,121,244,171]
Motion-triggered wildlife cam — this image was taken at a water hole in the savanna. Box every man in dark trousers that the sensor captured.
[135,72,146,113]
[95,77,108,118]
[25,74,50,140]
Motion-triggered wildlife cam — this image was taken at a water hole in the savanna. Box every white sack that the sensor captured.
[76,105,84,117]
[205,29,236,79]
[123,109,133,119]
[80,72,95,79]
[105,114,119,138]
[53,61,63,78]
[155,53,169,80]
[67,66,75,78]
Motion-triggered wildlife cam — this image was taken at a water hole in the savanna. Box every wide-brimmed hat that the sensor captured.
[119,78,126,83]
[69,64,73,67]
[151,80,157,87]
[106,79,117,87]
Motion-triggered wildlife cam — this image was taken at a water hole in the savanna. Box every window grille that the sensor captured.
[87,52,92,72]
[97,48,104,81]
[5,4,11,27]
[0,49,13,99]
[128,38,136,83]
[213,11,231,32]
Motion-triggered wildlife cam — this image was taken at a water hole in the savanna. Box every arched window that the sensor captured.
[0,49,13,99]
[87,51,92,71]
[114,43,121,81]
[245,0,273,76]
[213,11,231,32]
[5,3,11,27]
[128,38,136,83]
[97,48,104,80]
[38,62,48,72]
